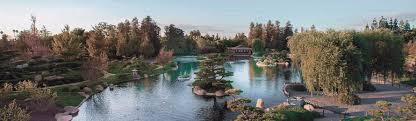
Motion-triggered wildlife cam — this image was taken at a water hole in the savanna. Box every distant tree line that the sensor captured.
[247,20,294,52]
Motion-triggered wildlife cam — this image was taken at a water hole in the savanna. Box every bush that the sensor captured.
[29,88,57,111]
[283,107,319,121]
[339,93,361,105]
[0,100,30,121]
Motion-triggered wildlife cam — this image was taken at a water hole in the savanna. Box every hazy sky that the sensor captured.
[0,0,415,36]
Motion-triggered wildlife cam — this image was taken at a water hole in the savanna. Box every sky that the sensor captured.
[0,0,415,37]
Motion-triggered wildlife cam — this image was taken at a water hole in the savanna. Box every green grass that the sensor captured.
[56,91,84,107]
[342,116,372,121]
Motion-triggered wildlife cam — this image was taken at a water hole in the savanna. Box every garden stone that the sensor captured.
[64,106,79,115]
[55,113,72,121]
[304,104,315,111]
[256,99,264,109]
[95,85,104,92]
[34,74,42,82]
[83,87,93,94]
[193,86,206,96]
[215,90,225,97]
[41,71,50,76]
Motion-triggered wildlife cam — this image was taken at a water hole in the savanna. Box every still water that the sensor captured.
[72,57,301,121]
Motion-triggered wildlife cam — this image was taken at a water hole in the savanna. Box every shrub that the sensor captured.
[29,88,57,111]
[339,93,361,105]
[15,80,38,92]
[0,100,31,121]
[0,83,14,100]
[283,107,318,121]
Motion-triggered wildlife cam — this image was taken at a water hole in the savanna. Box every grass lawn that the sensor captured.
[56,91,84,107]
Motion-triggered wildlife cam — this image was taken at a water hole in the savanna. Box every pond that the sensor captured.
[72,57,302,121]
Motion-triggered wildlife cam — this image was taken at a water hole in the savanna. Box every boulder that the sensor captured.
[16,63,29,69]
[95,85,104,92]
[303,104,315,111]
[193,86,207,96]
[256,99,264,109]
[215,90,225,97]
[55,113,72,121]
[83,87,93,94]
[78,91,89,98]
[64,106,79,115]
[41,71,50,76]
[34,74,42,82]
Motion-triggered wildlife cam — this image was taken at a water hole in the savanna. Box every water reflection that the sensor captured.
[73,58,301,121]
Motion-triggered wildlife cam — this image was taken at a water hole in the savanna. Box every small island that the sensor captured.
[192,54,234,97]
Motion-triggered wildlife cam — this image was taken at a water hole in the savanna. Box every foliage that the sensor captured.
[367,100,392,121]
[227,98,320,121]
[338,92,361,105]
[289,30,365,96]
[396,94,416,119]
[163,24,190,55]
[155,47,174,65]
[29,88,57,111]
[0,34,10,51]
[227,98,265,121]
[139,16,161,57]
[52,25,84,60]
[0,100,30,121]
[15,80,38,92]
[252,39,265,56]
[354,29,404,82]
[192,54,233,92]
[0,83,13,100]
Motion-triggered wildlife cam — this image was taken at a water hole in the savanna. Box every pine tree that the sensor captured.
[271,20,281,49]
[263,20,274,49]
[52,25,83,60]
[282,21,293,51]
[192,54,233,92]
[139,16,161,57]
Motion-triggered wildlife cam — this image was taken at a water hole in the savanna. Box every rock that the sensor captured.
[64,106,79,115]
[55,113,73,121]
[95,85,104,92]
[34,74,42,82]
[256,99,264,109]
[193,86,207,96]
[215,90,225,97]
[44,75,65,81]
[16,63,29,69]
[78,92,89,98]
[303,104,314,111]
[83,87,93,94]
[41,71,50,76]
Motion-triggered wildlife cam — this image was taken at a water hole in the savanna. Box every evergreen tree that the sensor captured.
[192,54,233,92]
[282,21,293,51]
[164,24,186,55]
[271,20,281,50]
[139,16,161,57]
[51,25,83,60]
[263,20,274,49]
